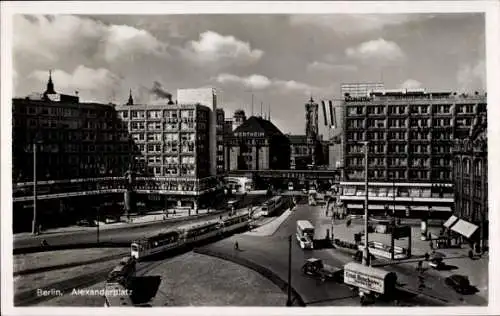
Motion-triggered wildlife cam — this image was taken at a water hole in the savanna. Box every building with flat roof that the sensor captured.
[341,82,385,98]
[340,88,487,219]
[12,72,135,231]
[115,89,223,211]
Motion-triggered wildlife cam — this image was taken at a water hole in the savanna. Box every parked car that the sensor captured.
[76,219,96,227]
[429,259,445,270]
[445,274,471,294]
[302,258,344,282]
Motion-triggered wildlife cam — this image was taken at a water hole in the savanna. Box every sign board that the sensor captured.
[344,269,385,294]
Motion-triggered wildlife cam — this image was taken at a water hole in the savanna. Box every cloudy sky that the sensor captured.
[13,13,485,135]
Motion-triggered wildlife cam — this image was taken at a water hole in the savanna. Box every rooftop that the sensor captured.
[233,116,284,138]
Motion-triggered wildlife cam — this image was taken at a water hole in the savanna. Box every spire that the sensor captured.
[268,103,271,120]
[45,70,56,94]
[127,89,134,105]
[309,93,314,103]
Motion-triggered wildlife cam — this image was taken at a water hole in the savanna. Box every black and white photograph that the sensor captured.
[1,1,499,315]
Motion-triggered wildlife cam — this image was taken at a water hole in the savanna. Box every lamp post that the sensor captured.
[361,141,370,266]
[96,206,100,244]
[286,235,293,306]
[32,134,43,236]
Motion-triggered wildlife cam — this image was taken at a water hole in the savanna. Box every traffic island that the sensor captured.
[194,247,305,306]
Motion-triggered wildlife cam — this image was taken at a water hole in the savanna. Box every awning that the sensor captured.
[451,219,478,239]
[443,215,459,228]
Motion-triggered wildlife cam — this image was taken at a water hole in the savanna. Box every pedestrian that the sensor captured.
[234,241,239,250]
[468,249,474,259]
[429,240,434,250]
[424,252,430,261]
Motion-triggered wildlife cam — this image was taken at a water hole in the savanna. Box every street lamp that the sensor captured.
[361,141,370,266]
[286,235,293,306]
[32,133,43,235]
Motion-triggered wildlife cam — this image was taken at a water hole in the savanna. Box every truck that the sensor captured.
[302,258,344,282]
[105,257,136,289]
[296,220,315,249]
[343,262,398,303]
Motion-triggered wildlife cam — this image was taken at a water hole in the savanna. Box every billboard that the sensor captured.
[344,269,384,294]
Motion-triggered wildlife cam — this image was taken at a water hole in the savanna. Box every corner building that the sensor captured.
[452,112,488,250]
[115,95,223,211]
[340,89,487,219]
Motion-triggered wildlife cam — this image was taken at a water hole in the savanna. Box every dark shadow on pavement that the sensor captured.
[130,276,161,305]
[439,264,458,271]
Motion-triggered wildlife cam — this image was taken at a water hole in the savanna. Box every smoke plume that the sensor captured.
[150,81,173,103]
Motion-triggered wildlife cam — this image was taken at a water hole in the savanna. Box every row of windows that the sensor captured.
[134,143,198,153]
[346,157,452,168]
[23,106,112,118]
[121,109,196,119]
[130,121,201,131]
[346,103,480,117]
[348,131,454,141]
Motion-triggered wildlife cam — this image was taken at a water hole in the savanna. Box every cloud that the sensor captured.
[289,14,431,35]
[182,31,264,67]
[346,38,405,63]
[400,79,423,89]
[307,61,358,73]
[13,15,169,66]
[28,65,122,102]
[214,73,319,95]
[216,73,271,90]
[457,60,486,92]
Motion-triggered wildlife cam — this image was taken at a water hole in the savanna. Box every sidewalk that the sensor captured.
[245,208,293,237]
[316,215,489,302]
[14,208,223,241]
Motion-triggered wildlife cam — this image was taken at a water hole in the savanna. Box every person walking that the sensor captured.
[234,241,239,251]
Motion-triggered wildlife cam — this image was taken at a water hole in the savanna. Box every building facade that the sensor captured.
[452,112,488,249]
[340,89,487,218]
[12,73,134,231]
[288,135,310,170]
[115,97,221,210]
[228,116,290,171]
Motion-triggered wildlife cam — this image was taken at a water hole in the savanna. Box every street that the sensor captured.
[14,209,234,250]
[196,202,487,306]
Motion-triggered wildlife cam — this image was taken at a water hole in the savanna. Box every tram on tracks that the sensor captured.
[130,211,251,260]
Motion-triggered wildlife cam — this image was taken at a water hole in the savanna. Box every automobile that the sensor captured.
[118,257,137,271]
[76,219,96,227]
[429,259,445,270]
[445,274,471,294]
[302,258,344,282]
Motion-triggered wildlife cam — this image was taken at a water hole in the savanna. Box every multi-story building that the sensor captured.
[114,88,222,211]
[340,88,487,219]
[228,116,290,171]
[12,72,134,231]
[452,111,488,250]
[215,108,226,174]
[341,82,385,98]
